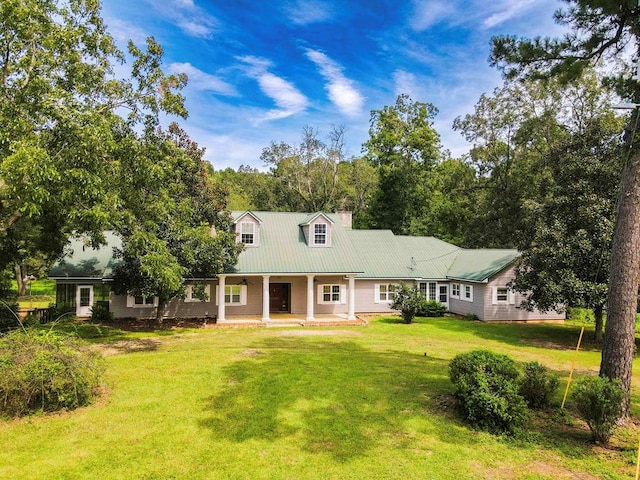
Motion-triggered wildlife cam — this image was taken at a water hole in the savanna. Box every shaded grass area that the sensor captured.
[0,316,639,479]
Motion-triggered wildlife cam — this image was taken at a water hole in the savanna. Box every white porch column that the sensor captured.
[306,274,315,321]
[348,275,356,320]
[262,275,270,322]
[217,274,226,322]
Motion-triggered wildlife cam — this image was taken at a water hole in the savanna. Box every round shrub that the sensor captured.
[572,375,624,444]
[417,300,447,317]
[449,349,527,434]
[0,329,104,417]
[90,304,114,322]
[519,361,559,409]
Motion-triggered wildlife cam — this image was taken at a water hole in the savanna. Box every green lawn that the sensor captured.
[1,316,638,479]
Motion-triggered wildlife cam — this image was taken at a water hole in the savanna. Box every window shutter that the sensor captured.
[317,285,324,303]
[215,286,219,306]
[153,297,159,307]
[491,287,497,305]
[184,285,192,302]
[374,284,380,304]
[508,289,516,305]
[204,285,211,302]
[126,295,134,308]
[340,285,347,304]
[240,285,248,306]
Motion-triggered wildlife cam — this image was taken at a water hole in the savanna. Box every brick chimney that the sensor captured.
[335,211,352,229]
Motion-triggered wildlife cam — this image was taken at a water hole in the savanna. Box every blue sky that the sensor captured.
[102,0,564,170]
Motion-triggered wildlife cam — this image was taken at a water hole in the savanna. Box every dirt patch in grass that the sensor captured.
[278,329,363,337]
[94,338,161,356]
[99,317,210,331]
[485,461,599,479]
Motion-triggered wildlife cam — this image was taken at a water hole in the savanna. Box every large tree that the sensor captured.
[490,0,640,410]
[363,94,443,234]
[513,119,623,343]
[112,124,242,326]
[261,125,347,212]
[0,0,186,290]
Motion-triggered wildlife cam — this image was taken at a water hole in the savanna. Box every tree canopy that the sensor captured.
[490,0,640,411]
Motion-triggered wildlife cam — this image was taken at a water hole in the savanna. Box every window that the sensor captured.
[318,284,345,304]
[215,284,247,306]
[419,282,427,297]
[492,286,514,305]
[429,282,437,301]
[314,223,327,245]
[496,287,508,302]
[225,285,242,304]
[463,285,473,302]
[127,295,157,308]
[240,222,255,244]
[451,283,460,298]
[185,284,211,302]
[376,284,399,303]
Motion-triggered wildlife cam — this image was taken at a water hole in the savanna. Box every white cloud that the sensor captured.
[284,0,334,25]
[238,56,309,121]
[105,18,149,46]
[393,70,419,97]
[168,62,238,96]
[482,0,537,28]
[147,0,218,38]
[410,0,451,31]
[305,49,365,117]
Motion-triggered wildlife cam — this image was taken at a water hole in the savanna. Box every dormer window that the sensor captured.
[241,222,255,244]
[314,223,327,245]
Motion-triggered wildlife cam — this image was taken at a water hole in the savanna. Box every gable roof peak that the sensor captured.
[299,212,335,226]
[233,210,263,224]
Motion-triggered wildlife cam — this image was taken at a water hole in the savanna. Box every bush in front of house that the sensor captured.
[519,361,559,409]
[0,329,104,417]
[572,375,624,444]
[390,284,429,324]
[90,304,113,322]
[417,300,447,317]
[449,349,527,434]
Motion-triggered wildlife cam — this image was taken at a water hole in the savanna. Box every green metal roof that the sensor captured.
[49,231,122,280]
[48,213,521,282]
[229,211,363,275]
[346,231,461,279]
[446,249,519,282]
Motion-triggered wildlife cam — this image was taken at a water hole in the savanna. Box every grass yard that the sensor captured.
[1,316,639,479]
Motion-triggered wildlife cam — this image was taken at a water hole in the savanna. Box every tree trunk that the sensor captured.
[600,147,640,414]
[593,305,604,344]
[155,299,165,328]
[14,264,26,296]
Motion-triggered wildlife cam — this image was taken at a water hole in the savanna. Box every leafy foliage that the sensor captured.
[449,350,527,434]
[519,361,559,409]
[0,329,104,417]
[489,0,640,411]
[90,304,113,323]
[417,300,447,318]
[112,125,242,326]
[572,376,624,444]
[390,284,429,324]
[363,94,443,234]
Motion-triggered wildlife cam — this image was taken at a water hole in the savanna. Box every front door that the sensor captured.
[76,285,94,317]
[438,285,449,307]
[269,283,290,313]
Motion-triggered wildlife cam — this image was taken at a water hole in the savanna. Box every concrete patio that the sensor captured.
[214,313,367,327]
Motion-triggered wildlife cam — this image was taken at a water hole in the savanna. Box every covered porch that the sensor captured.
[215,273,359,324]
